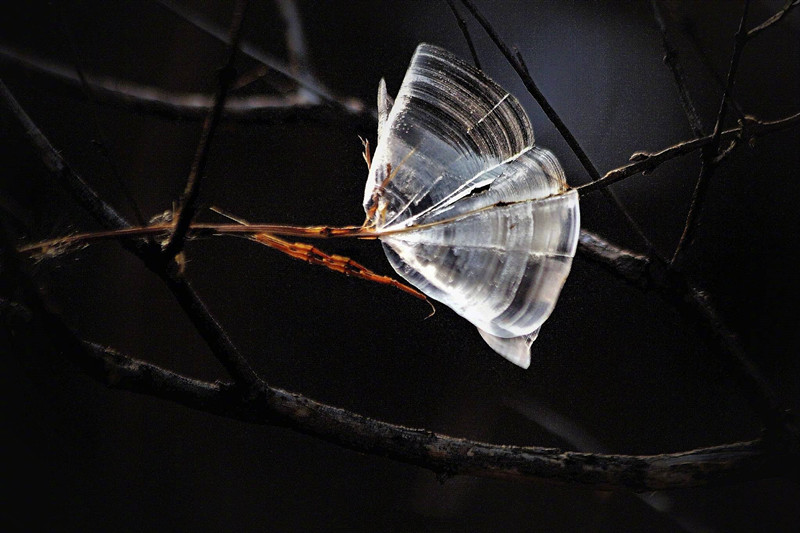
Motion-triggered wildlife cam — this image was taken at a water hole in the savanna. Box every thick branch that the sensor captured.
[71,340,780,491]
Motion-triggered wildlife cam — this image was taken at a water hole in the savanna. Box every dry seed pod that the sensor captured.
[364,44,580,368]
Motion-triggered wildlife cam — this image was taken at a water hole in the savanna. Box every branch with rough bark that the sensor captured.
[2,0,799,495]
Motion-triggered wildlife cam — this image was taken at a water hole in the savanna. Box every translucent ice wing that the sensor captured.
[382,190,580,342]
[478,328,539,369]
[412,146,570,226]
[376,78,394,142]
[363,43,534,229]
[366,44,581,369]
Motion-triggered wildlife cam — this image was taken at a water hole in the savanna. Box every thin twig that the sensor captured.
[275,0,317,103]
[1,78,260,388]
[0,45,373,126]
[684,287,797,440]
[460,0,659,256]
[445,0,482,70]
[0,80,129,231]
[52,3,147,226]
[515,47,659,259]
[164,0,249,258]
[671,0,751,265]
[458,0,601,183]
[747,0,799,39]
[577,111,800,194]
[661,4,746,122]
[578,229,800,444]
[650,0,705,136]
[156,0,365,114]
[15,110,800,256]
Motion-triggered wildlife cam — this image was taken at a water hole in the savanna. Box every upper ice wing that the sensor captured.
[363,43,535,229]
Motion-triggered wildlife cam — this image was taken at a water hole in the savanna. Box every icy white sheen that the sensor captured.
[364,44,580,369]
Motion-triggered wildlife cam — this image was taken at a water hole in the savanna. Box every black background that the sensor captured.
[1,1,799,531]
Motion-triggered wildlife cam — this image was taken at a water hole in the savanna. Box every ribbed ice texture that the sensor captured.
[364,44,580,368]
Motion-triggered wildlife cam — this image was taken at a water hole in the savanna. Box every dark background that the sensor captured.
[1,1,798,531]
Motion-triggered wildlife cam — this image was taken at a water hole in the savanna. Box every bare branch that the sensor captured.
[577,111,800,194]
[458,0,602,183]
[165,0,249,258]
[577,228,800,444]
[0,46,373,127]
[671,0,751,264]
[651,0,705,136]
[1,79,260,388]
[663,5,747,122]
[747,0,799,39]
[445,0,482,70]
[0,80,129,231]
[276,0,317,103]
[52,3,147,226]
[683,287,798,440]
[577,230,651,287]
[63,339,784,491]
[156,0,365,114]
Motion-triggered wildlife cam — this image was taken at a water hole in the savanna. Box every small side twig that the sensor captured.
[0,80,129,231]
[276,0,318,103]
[460,0,660,257]
[52,3,147,226]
